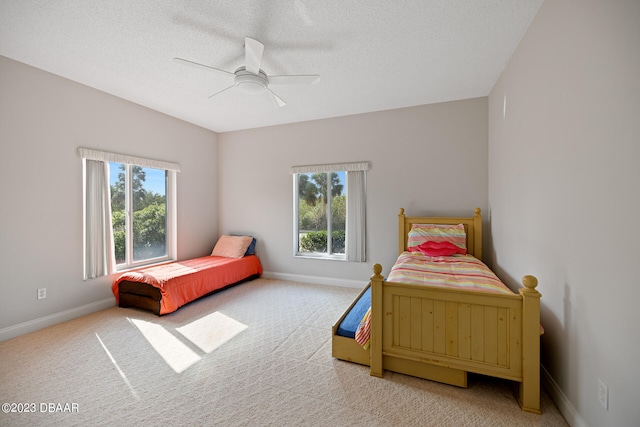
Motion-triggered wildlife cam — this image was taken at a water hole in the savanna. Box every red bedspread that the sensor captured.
[112,255,262,314]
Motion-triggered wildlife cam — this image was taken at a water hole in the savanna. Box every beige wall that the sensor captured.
[0,56,218,339]
[488,1,640,426]
[0,57,488,338]
[218,98,488,285]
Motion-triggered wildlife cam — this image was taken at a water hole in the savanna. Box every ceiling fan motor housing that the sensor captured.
[234,67,268,94]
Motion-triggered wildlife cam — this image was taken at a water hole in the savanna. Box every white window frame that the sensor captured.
[293,171,344,260]
[291,162,369,262]
[79,147,179,275]
[114,163,177,270]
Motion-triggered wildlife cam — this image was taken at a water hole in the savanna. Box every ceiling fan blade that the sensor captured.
[174,57,234,77]
[245,37,264,75]
[268,74,320,85]
[267,88,287,107]
[208,84,235,99]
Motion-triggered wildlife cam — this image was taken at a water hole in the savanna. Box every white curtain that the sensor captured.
[83,159,115,280]
[346,170,366,262]
[290,161,369,174]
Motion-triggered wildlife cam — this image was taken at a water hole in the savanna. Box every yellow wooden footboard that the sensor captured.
[382,282,523,378]
[369,265,541,413]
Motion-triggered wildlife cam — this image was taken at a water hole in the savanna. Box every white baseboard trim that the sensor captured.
[262,271,367,289]
[0,298,115,342]
[541,364,585,427]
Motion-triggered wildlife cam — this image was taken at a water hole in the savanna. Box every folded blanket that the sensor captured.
[354,308,371,349]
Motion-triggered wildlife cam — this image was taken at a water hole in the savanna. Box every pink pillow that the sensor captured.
[211,235,253,258]
[416,240,466,257]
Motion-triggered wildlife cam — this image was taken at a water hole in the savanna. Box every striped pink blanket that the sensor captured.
[387,252,513,294]
[353,252,512,347]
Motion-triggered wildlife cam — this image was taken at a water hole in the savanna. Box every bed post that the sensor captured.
[518,275,542,414]
[473,208,482,260]
[369,263,385,378]
[398,208,406,255]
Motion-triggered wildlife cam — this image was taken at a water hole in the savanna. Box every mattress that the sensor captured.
[336,285,371,338]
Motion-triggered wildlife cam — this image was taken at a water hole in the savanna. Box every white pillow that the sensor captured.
[211,235,253,258]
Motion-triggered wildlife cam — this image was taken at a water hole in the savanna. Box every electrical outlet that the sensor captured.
[598,379,608,410]
[37,288,46,300]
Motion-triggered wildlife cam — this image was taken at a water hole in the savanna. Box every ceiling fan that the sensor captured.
[174,37,320,107]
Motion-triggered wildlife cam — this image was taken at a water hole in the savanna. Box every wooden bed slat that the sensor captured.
[410,297,422,350]
[433,300,446,355]
[399,296,411,348]
[445,301,458,356]
[470,304,484,361]
[422,298,434,352]
[458,303,471,360]
[484,306,498,364]
[498,307,509,366]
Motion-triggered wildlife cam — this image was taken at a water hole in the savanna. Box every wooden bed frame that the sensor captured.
[332,208,542,413]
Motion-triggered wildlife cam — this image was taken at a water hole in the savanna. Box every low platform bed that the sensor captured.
[117,274,260,316]
[332,208,542,413]
[116,269,261,316]
[112,236,262,315]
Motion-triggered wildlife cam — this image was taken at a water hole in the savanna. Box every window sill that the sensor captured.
[115,257,175,272]
[294,253,346,261]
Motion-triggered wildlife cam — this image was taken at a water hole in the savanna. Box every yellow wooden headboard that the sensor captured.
[397,208,483,260]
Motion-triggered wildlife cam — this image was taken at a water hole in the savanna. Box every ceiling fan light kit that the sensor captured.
[234,68,268,94]
[175,37,319,107]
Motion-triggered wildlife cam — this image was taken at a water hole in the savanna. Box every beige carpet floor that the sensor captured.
[0,278,568,426]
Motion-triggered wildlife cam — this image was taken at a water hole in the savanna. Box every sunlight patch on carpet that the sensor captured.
[176,311,248,353]
[129,318,200,373]
[95,333,140,399]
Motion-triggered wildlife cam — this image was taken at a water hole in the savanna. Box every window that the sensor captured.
[109,163,174,267]
[291,162,368,261]
[79,148,179,279]
[295,171,346,258]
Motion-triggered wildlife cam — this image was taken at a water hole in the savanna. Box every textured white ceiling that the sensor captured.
[0,0,543,133]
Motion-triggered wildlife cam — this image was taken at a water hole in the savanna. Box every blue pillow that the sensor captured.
[245,237,257,255]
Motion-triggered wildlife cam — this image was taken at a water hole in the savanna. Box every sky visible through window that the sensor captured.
[108,165,343,196]
[336,171,345,190]
[109,162,166,195]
